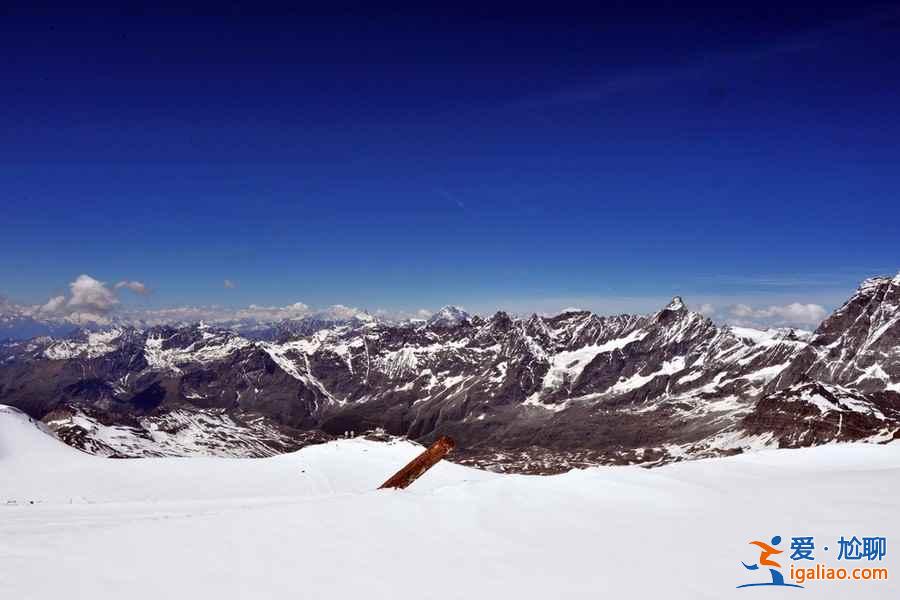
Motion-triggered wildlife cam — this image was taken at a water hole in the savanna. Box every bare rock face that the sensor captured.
[775,274,900,394]
[1,273,899,472]
[742,381,899,447]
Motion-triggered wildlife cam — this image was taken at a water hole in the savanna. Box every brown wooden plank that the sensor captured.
[379,435,456,490]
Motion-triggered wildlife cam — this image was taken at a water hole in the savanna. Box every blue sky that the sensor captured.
[2,5,899,326]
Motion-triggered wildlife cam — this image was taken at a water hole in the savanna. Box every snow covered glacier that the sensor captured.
[1,405,897,599]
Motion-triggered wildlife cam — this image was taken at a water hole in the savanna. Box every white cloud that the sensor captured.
[67,274,119,314]
[64,311,113,326]
[115,280,150,295]
[224,279,236,289]
[122,306,221,324]
[238,302,312,321]
[40,295,67,314]
[17,274,837,334]
[730,304,755,318]
[315,304,368,321]
[772,303,829,324]
[34,274,148,320]
[119,301,362,326]
[726,302,827,328]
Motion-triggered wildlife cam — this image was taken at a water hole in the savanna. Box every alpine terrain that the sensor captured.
[2,272,899,473]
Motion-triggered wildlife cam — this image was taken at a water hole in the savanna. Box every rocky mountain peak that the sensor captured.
[488,310,513,332]
[665,296,686,312]
[655,296,690,326]
[857,272,900,293]
[427,305,471,328]
[816,270,900,339]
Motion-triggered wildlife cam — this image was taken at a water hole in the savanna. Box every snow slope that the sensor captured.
[1,405,898,599]
[0,405,493,502]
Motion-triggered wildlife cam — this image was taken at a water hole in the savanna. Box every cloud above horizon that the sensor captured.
[65,274,119,314]
[727,302,828,328]
[15,273,837,332]
[697,303,716,316]
[119,301,376,326]
[36,274,147,322]
[40,295,68,314]
[115,280,150,295]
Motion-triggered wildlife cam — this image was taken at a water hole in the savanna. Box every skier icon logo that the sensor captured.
[737,536,804,589]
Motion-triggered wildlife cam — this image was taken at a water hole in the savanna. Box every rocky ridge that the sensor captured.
[2,273,899,473]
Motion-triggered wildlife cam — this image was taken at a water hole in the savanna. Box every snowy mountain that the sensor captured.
[426,305,471,327]
[1,273,899,472]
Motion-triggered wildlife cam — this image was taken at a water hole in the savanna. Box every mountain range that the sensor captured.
[2,273,898,473]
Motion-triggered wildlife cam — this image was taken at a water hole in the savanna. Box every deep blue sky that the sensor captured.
[2,4,899,318]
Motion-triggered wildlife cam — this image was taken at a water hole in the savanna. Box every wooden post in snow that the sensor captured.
[379,435,456,490]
